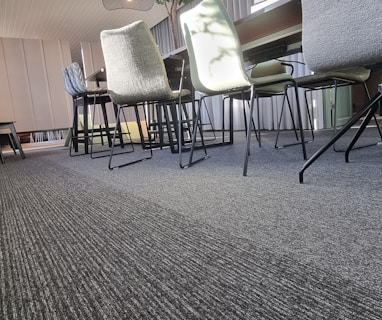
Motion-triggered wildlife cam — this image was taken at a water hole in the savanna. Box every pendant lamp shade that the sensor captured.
[102,0,155,11]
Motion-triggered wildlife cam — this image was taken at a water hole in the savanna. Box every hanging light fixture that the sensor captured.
[102,0,155,11]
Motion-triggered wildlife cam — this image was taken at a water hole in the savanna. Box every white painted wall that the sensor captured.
[0,38,73,133]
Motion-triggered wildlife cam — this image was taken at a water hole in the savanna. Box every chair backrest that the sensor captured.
[302,0,382,72]
[100,20,174,105]
[62,67,78,96]
[67,62,88,94]
[180,0,250,95]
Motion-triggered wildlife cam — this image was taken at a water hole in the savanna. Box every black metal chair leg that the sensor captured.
[243,88,256,176]
[333,82,382,152]
[299,90,382,183]
[345,101,381,162]
[275,84,314,151]
[275,90,297,148]
[0,146,4,164]
[256,96,261,148]
[241,96,258,140]
[108,104,152,170]
[179,96,208,169]
[292,82,307,160]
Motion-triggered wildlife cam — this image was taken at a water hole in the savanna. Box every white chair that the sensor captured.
[180,0,307,176]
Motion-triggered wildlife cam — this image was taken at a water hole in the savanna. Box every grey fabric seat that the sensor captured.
[100,20,198,169]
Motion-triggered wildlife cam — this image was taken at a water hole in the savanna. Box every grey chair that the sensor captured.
[298,0,382,183]
[100,20,196,169]
[180,0,307,176]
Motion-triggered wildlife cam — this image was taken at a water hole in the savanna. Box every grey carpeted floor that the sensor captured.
[1,128,382,319]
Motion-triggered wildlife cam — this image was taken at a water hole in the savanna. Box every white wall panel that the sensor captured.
[0,37,72,133]
[23,39,53,131]
[0,40,15,122]
[44,40,73,130]
[2,38,36,132]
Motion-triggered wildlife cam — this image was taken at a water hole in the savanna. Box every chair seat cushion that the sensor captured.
[86,87,108,95]
[165,89,192,100]
[296,68,371,89]
[249,73,293,94]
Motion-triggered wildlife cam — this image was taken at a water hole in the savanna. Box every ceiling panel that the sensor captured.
[0,0,168,62]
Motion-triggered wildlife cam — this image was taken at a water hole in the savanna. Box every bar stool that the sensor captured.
[63,63,115,156]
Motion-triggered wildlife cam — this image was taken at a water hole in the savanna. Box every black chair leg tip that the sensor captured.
[299,172,304,184]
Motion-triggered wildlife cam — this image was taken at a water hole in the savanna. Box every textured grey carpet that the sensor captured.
[1,128,382,319]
